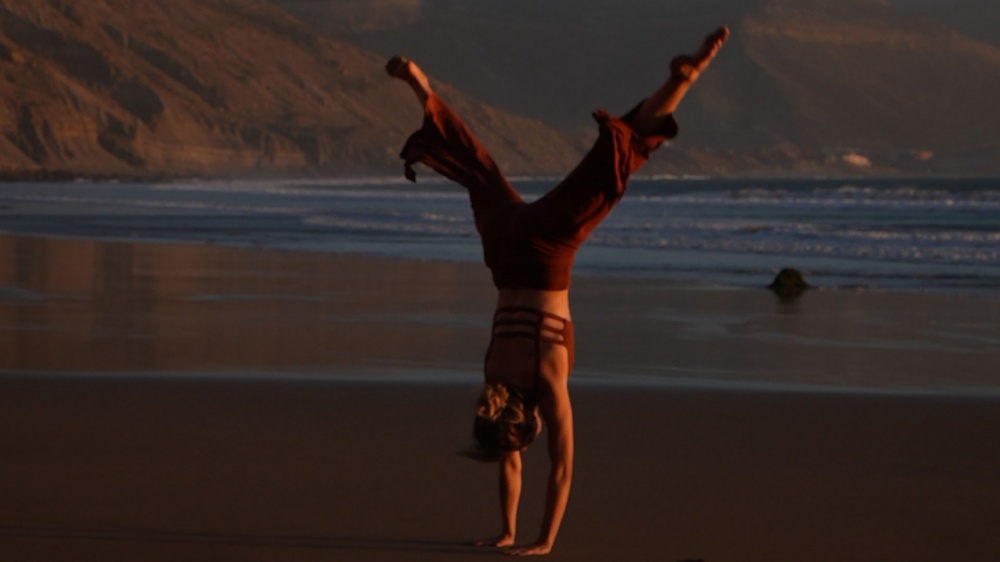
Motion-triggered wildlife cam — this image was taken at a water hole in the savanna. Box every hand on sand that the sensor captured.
[471,534,516,548]
[506,541,553,556]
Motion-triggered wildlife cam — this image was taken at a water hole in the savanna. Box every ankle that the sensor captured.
[669,56,699,83]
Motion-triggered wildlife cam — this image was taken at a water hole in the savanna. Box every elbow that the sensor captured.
[502,452,522,476]
[551,462,573,486]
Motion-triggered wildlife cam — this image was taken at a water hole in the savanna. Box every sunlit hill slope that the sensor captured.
[0,0,581,179]
[2,0,1000,178]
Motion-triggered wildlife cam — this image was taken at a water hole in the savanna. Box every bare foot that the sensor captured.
[386,55,432,104]
[670,26,730,83]
[630,25,730,135]
[507,541,553,556]
[471,534,516,548]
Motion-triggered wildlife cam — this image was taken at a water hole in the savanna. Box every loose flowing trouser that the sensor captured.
[399,93,677,291]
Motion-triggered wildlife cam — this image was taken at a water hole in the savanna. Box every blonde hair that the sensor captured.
[470,383,538,460]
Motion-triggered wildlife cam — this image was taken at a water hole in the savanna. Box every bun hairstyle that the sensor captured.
[470,383,539,461]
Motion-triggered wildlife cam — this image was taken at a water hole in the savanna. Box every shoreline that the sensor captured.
[3,175,1000,296]
[3,229,999,299]
[3,171,998,183]
[6,368,1000,401]
[3,233,999,395]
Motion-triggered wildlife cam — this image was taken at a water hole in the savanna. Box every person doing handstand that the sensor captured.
[387,26,729,556]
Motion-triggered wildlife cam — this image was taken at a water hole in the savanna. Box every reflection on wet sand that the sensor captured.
[4,234,1000,393]
[0,235,493,374]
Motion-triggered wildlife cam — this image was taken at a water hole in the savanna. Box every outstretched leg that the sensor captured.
[630,26,729,136]
[386,55,433,107]
[387,54,525,284]
[518,26,730,264]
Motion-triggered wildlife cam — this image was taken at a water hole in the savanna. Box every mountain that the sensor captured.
[3,0,999,179]
[0,0,582,179]
[276,0,1000,176]
[890,0,1000,48]
[726,0,1000,174]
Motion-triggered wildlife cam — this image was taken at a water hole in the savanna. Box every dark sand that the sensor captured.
[2,235,1000,561]
[2,375,999,561]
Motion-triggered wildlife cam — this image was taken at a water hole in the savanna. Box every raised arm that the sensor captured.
[509,378,574,556]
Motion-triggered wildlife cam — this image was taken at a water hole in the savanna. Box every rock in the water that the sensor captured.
[769,268,809,299]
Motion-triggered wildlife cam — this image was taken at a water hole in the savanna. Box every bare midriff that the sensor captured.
[484,288,573,392]
[496,288,570,321]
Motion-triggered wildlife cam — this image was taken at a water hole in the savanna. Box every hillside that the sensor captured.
[2,0,999,179]
[0,0,583,179]
[279,0,1000,176]
[891,0,1000,48]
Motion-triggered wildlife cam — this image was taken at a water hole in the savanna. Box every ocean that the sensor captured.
[2,176,999,295]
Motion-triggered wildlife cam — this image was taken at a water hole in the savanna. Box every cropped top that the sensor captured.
[484,306,575,386]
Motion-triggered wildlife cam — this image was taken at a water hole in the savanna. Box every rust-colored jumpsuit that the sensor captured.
[400,93,677,292]
[400,93,677,379]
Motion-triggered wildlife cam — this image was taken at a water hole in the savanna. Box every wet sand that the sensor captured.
[2,235,1000,561]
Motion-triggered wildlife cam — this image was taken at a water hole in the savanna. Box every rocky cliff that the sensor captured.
[0,0,582,179]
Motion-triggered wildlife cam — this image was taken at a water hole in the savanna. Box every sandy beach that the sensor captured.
[2,234,999,561]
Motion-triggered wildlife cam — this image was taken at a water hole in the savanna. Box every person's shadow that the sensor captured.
[0,526,497,556]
